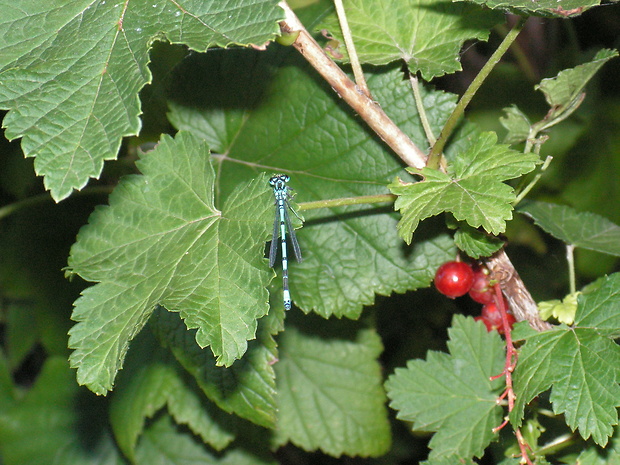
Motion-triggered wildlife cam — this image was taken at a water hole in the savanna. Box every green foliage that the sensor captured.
[0,357,123,465]
[511,274,620,446]
[319,0,503,79]
[538,292,579,325]
[133,414,276,465]
[536,49,618,123]
[67,132,275,393]
[273,321,391,457]
[0,0,619,464]
[390,132,539,243]
[386,315,506,461]
[167,49,458,319]
[150,306,280,428]
[500,105,534,144]
[519,200,620,256]
[453,222,505,258]
[109,330,236,461]
[0,0,283,201]
[64,43,462,397]
[460,0,605,17]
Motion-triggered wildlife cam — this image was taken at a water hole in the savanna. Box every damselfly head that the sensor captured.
[269,174,290,188]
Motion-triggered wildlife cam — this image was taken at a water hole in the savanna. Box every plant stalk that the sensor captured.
[332,0,370,97]
[0,186,113,221]
[300,193,396,211]
[566,244,576,295]
[278,1,427,169]
[409,73,435,145]
[427,16,526,169]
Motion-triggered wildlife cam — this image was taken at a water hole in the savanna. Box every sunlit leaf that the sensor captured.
[519,200,620,256]
[68,132,274,394]
[386,315,505,460]
[0,0,283,200]
[390,132,539,243]
[274,321,391,457]
[511,274,620,446]
[319,0,502,79]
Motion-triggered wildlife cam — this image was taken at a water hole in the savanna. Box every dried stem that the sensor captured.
[486,249,552,331]
[278,1,427,169]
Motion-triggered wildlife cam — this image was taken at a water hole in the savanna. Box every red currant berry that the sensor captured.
[434,261,474,298]
[481,302,502,328]
[468,266,494,304]
[475,315,493,332]
[481,300,515,334]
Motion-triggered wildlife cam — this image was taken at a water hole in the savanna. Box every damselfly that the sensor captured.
[269,174,303,310]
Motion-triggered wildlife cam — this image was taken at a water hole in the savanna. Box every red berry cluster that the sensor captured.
[434,260,516,334]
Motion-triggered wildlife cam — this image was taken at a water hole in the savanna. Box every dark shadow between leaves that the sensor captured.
[148,305,273,411]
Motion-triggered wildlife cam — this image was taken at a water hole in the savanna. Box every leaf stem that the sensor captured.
[278,1,427,169]
[566,244,576,295]
[0,186,112,221]
[408,73,435,145]
[299,193,396,211]
[427,16,526,170]
[494,21,538,83]
[535,433,577,456]
[332,0,370,97]
[513,155,553,205]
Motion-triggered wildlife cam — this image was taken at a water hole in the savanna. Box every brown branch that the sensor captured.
[486,249,552,331]
[278,1,427,170]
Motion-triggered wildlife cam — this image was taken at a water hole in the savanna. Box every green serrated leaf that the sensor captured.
[390,132,539,243]
[453,222,504,259]
[386,315,505,461]
[319,0,502,79]
[168,49,458,318]
[573,446,620,465]
[67,132,274,394]
[536,49,618,122]
[575,273,620,335]
[500,105,532,144]
[518,200,620,256]
[421,457,477,465]
[458,0,604,17]
[150,307,279,428]
[0,356,124,465]
[0,0,283,201]
[5,301,38,370]
[110,330,234,461]
[511,274,620,446]
[274,321,391,457]
[135,414,276,465]
[538,292,579,325]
